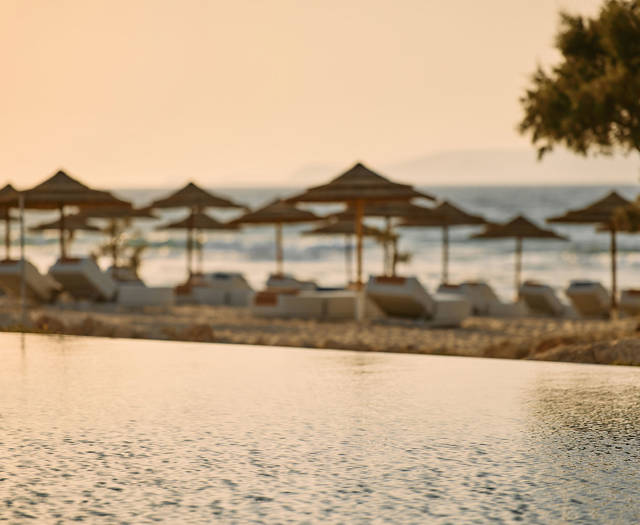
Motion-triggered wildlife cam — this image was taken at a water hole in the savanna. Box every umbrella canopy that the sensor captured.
[22,170,128,209]
[399,200,489,284]
[22,170,129,259]
[29,214,102,262]
[547,191,630,226]
[474,215,566,240]
[158,211,238,231]
[150,182,245,278]
[607,201,640,233]
[303,220,383,237]
[288,162,434,204]
[231,199,319,224]
[30,214,102,255]
[303,219,383,284]
[330,200,433,220]
[0,184,20,260]
[288,162,432,288]
[472,215,566,299]
[231,199,320,276]
[78,205,157,220]
[0,183,20,207]
[30,214,102,233]
[547,190,632,310]
[157,211,238,277]
[400,201,487,227]
[150,182,244,210]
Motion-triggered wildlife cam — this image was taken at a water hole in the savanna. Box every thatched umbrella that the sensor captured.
[79,205,156,220]
[287,162,433,288]
[399,200,489,284]
[230,199,320,276]
[329,200,432,276]
[303,219,384,284]
[77,205,157,271]
[31,214,101,233]
[157,211,238,276]
[547,191,631,310]
[150,182,243,210]
[22,170,129,259]
[331,201,432,220]
[472,215,567,299]
[150,182,245,277]
[30,214,102,254]
[0,184,20,260]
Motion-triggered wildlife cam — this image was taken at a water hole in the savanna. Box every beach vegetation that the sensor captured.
[519,1,640,159]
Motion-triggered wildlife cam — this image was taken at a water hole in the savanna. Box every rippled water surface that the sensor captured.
[2,333,640,523]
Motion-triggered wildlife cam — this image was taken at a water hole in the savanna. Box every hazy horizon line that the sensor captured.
[115,181,640,192]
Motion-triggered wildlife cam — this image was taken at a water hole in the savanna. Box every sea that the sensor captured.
[13,185,640,299]
[2,333,639,523]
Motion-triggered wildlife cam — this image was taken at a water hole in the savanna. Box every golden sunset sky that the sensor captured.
[1,1,605,188]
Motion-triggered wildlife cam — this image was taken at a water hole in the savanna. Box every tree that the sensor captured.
[519,1,640,159]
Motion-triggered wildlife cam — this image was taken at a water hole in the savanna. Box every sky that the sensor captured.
[0,0,611,188]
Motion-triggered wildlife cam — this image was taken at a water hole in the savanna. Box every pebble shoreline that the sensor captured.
[1,301,639,365]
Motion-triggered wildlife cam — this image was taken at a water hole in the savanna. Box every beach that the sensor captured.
[2,299,639,365]
[9,184,639,300]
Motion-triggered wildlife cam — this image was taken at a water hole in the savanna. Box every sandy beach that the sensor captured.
[1,299,639,365]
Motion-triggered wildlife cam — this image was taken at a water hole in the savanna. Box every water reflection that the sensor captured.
[1,333,639,523]
[524,372,640,523]
[529,371,640,436]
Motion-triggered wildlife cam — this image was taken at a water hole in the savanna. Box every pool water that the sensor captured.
[1,333,639,523]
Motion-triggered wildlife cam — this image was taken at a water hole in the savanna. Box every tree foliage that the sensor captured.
[519,1,640,158]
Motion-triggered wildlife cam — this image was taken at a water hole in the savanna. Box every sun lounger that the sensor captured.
[251,289,382,320]
[369,276,435,318]
[117,284,175,308]
[49,257,117,301]
[107,265,145,286]
[366,275,470,326]
[438,281,527,318]
[265,273,317,292]
[0,259,61,303]
[519,281,575,318]
[620,289,640,316]
[251,289,294,318]
[565,280,610,318]
[174,272,254,306]
[191,272,254,307]
[104,265,176,308]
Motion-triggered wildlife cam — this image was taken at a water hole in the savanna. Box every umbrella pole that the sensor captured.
[391,236,398,277]
[382,236,389,276]
[4,210,11,260]
[111,220,118,270]
[610,228,617,312]
[354,199,366,322]
[187,228,193,278]
[345,234,352,285]
[197,229,204,275]
[59,205,66,260]
[442,225,449,285]
[19,194,26,328]
[384,217,392,276]
[275,222,283,276]
[515,237,522,301]
[355,199,364,289]
[186,210,194,279]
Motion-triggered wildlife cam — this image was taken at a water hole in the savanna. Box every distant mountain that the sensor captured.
[288,149,640,187]
[384,149,640,186]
